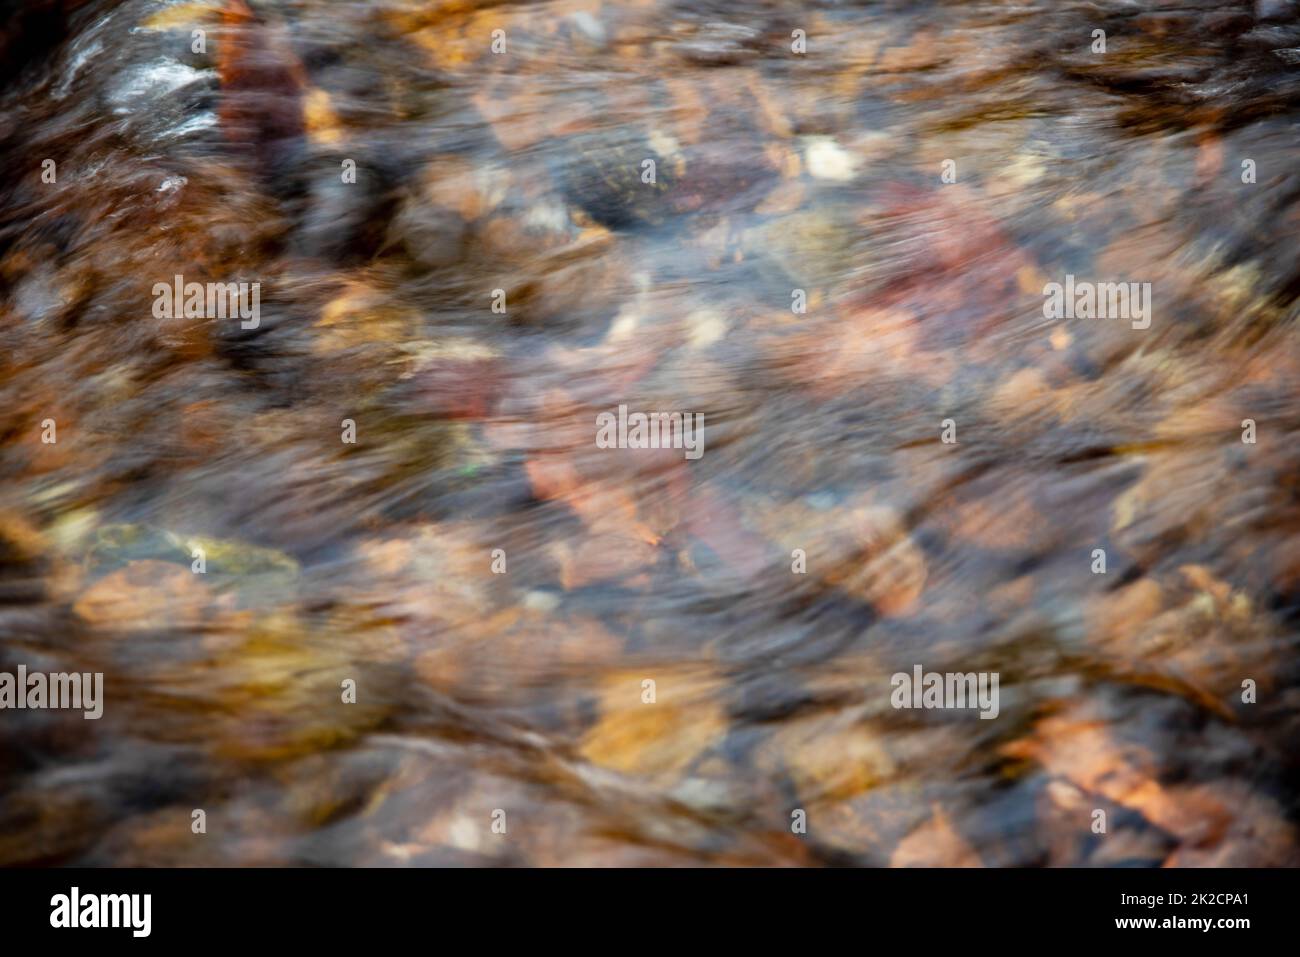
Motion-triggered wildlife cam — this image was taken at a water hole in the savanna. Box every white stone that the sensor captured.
[805,137,858,181]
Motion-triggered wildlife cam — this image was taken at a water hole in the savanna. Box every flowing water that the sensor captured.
[2,0,1299,866]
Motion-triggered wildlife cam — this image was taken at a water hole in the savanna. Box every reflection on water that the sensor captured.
[1,0,1299,866]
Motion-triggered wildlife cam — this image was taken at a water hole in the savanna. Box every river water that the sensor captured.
[1,0,1299,866]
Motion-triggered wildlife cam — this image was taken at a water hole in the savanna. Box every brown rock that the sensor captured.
[755,712,895,803]
[891,805,983,867]
[73,560,214,631]
[579,668,727,782]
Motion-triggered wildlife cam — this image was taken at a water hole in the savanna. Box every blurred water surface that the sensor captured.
[1,0,1299,865]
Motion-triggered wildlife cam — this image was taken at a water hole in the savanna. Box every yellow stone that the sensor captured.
[579,669,727,781]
